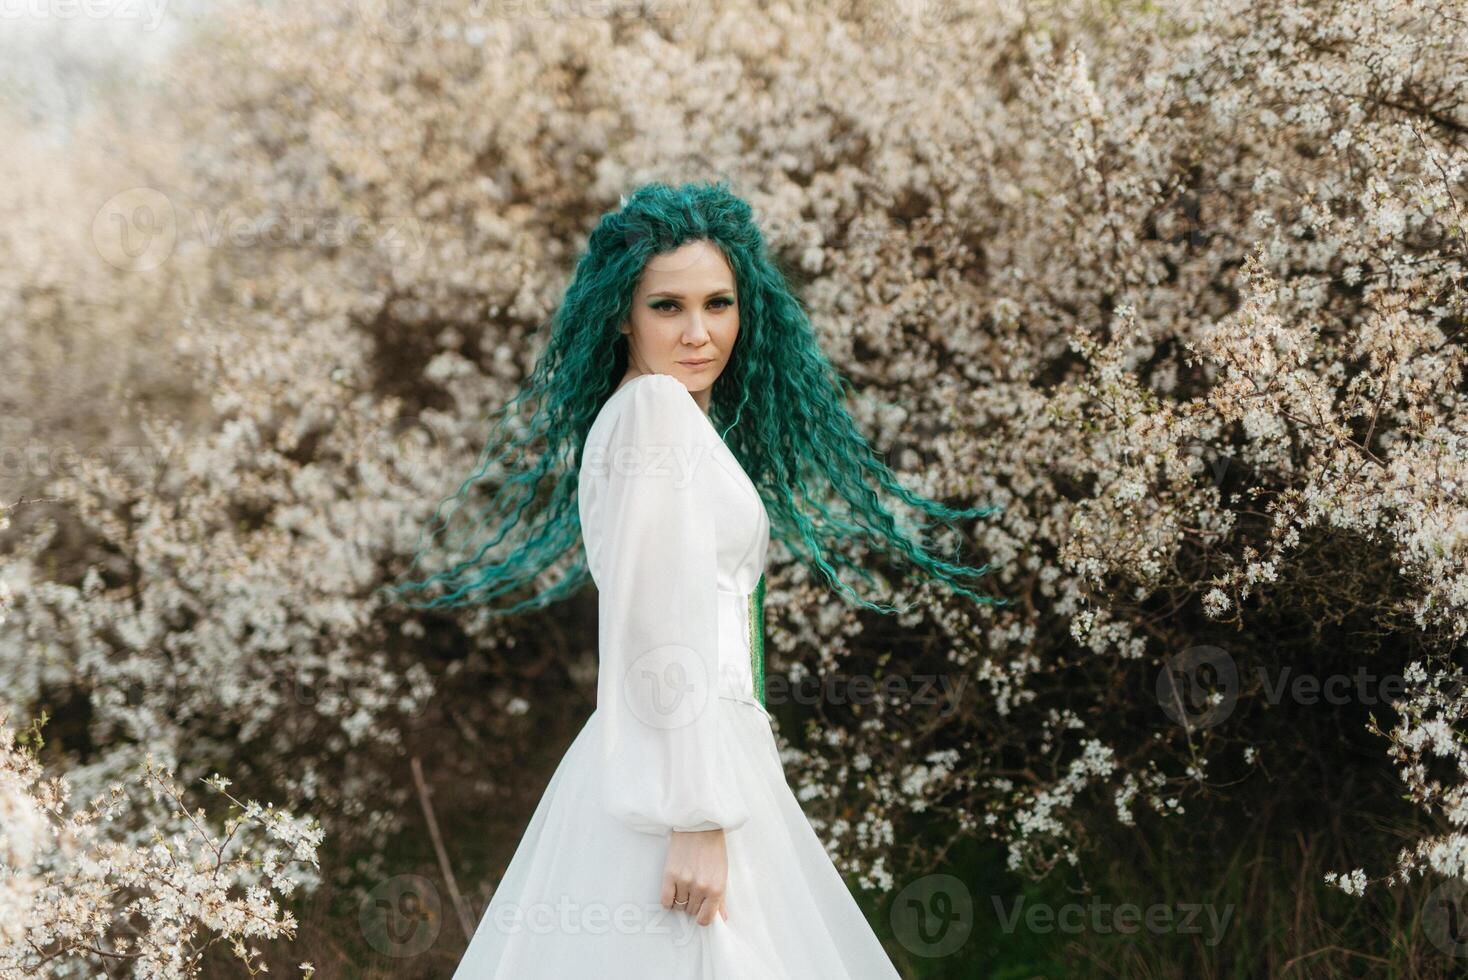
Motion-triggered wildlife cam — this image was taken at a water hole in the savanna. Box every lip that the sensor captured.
[678,359,714,367]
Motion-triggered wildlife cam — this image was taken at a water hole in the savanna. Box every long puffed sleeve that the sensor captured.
[589,374,749,837]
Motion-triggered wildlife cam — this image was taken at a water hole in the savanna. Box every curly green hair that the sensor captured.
[382,179,1006,616]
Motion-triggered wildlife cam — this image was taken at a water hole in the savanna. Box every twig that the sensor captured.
[410,755,476,942]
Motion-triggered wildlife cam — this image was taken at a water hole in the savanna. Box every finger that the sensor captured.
[720,896,728,921]
[660,876,677,911]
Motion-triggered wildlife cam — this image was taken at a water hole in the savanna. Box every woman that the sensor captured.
[387,181,1005,977]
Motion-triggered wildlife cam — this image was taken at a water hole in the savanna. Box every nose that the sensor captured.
[681,313,712,345]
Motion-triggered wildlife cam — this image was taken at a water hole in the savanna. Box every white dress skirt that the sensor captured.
[449,372,903,979]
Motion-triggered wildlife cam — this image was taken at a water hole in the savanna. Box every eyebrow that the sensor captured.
[645,288,735,300]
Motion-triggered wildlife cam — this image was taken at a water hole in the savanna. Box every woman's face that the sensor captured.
[619,239,739,408]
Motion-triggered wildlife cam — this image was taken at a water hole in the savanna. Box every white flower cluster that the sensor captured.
[0,714,320,977]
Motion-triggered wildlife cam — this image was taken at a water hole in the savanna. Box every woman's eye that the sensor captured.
[652,298,734,312]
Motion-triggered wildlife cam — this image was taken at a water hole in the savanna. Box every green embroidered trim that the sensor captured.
[748,573,766,707]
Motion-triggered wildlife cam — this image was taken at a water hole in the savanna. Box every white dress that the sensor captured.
[450,372,904,979]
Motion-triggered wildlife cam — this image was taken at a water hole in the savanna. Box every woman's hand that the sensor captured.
[662,828,730,926]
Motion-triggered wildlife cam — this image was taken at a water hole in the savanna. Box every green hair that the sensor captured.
[381,179,1007,617]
